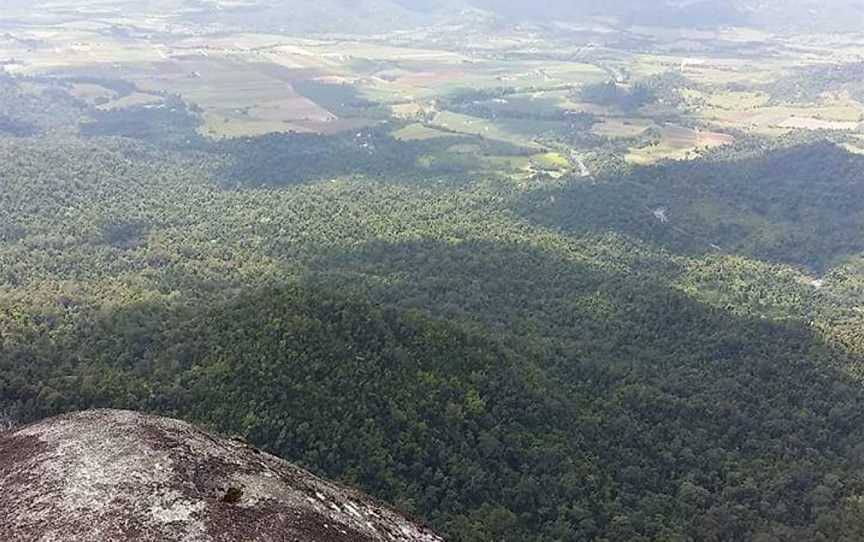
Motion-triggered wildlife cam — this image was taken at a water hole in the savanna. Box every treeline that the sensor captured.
[768,62,864,105]
[0,76,86,134]
[444,86,597,126]
[577,81,656,112]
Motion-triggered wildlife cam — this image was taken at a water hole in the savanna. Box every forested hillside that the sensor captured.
[522,140,864,272]
[2,69,864,541]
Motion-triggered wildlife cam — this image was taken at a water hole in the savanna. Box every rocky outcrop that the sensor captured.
[0,410,444,542]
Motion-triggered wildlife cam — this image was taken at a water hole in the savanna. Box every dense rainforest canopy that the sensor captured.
[2,69,864,542]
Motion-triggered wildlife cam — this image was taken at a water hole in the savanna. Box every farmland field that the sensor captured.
[2,1,860,162]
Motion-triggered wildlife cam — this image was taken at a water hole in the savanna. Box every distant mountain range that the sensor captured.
[486,0,862,24]
[193,0,863,33]
[729,0,864,31]
[15,0,864,34]
[470,0,863,31]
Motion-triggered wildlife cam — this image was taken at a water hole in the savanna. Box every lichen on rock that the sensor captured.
[0,410,444,542]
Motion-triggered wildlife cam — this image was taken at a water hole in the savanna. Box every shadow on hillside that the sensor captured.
[515,142,864,273]
[295,237,864,539]
[300,237,859,373]
[5,237,864,539]
[80,98,530,189]
[201,129,479,188]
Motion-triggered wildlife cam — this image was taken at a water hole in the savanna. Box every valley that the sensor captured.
[2,2,864,541]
